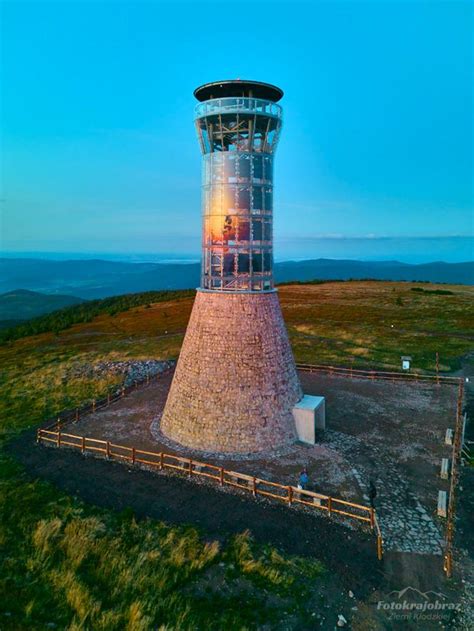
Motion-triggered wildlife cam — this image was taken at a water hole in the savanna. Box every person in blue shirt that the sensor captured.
[299,468,309,490]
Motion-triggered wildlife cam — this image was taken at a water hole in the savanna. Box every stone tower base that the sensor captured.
[160,290,302,455]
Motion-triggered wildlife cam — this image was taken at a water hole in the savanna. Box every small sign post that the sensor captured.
[401,355,412,371]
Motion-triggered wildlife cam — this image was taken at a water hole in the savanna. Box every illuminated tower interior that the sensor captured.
[194,80,283,292]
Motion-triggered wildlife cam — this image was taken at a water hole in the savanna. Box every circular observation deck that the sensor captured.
[194,80,283,103]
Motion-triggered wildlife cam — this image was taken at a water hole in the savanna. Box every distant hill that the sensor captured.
[0,259,198,298]
[0,289,85,326]
[275,259,474,285]
[0,258,472,299]
[0,289,194,343]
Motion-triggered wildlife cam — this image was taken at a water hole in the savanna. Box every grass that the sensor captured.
[1,465,323,629]
[0,280,471,628]
[0,288,326,629]
[279,281,473,371]
[0,289,195,344]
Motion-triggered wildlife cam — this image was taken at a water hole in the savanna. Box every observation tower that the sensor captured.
[160,80,302,455]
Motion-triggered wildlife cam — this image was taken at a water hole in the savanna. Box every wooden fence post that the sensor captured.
[121,386,125,397]
[444,552,452,578]
[252,477,257,497]
[159,452,164,470]
[36,429,40,443]
[370,508,375,530]
[328,497,332,516]
[107,392,111,405]
[92,399,96,412]
[75,408,79,422]
[132,447,136,464]
[57,431,61,448]
[106,441,110,458]
[288,486,293,505]
[81,436,85,454]
[220,467,224,486]
[146,374,150,384]
[189,459,193,477]
[377,534,383,561]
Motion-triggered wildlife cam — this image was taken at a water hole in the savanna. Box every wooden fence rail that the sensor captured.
[296,363,462,385]
[374,514,384,561]
[43,360,464,566]
[36,360,466,567]
[40,359,462,567]
[42,368,173,432]
[444,380,465,577]
[43,362,460,434]
[36,427,380,554]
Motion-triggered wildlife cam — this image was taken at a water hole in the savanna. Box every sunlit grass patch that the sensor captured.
[226,530,323,592]
[0,490,324,629]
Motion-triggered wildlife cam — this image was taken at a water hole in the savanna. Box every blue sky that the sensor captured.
[1,0,473,259]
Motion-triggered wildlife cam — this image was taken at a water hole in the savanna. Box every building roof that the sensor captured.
[194,80,283,103]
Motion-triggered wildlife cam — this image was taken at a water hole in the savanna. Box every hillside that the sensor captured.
[0,289,195,343]
[0,257,472,299]
[1,280,472,629]
[0,289,85,326]
[1,281,472,373]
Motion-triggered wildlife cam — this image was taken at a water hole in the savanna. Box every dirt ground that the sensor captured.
[57,370,458,551]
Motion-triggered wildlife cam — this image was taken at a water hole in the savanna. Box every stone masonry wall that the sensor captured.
[160,290,302,455]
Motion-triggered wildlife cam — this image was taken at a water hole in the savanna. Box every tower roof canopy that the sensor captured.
[194,80,283,103]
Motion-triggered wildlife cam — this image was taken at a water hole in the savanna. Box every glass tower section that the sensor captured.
[194,96,283,291]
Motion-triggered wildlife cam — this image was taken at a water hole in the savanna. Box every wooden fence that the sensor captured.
[36,360,465,567]
[444,380,465,577]
[296,363,462,386]
[43,362,461,434]
[36,427,383,560]
[298,362,465,574]
[41,369,171,433]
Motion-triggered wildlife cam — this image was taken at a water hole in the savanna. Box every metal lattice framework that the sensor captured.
[194,93,283,291]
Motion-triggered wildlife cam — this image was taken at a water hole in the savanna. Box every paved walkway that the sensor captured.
[326,430,445,555]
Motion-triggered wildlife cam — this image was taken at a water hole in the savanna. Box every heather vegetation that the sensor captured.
[282,281,472,372]
[0,280,472,628]
[0,289,195,344]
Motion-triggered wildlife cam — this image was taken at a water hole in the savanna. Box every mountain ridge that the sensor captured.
[0,257,472,300]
